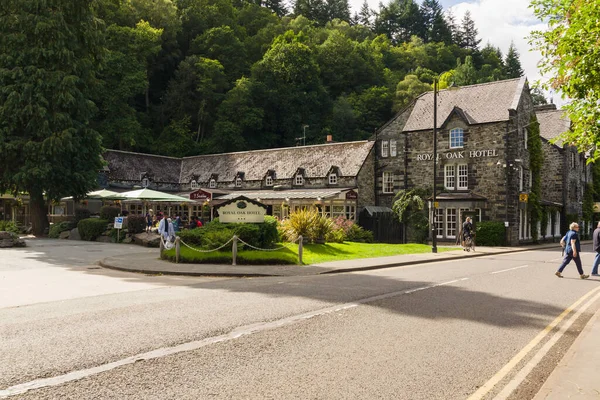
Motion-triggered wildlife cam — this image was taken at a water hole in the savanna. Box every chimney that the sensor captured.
[326,135,333,143]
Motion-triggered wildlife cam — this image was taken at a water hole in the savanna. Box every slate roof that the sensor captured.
[402,77,526,132]
[103,150,181,184]
[104,140,374,186]
[536,108,569,147]
[216,188,353,201]
[180,141,374,183]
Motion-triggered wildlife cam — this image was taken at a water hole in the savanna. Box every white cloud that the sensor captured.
[449,0,563,105]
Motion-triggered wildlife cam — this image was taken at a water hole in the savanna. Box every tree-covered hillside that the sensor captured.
[95,0,525,157]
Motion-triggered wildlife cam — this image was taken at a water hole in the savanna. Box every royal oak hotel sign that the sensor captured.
[218,198,266,223]
[415,149,499,161]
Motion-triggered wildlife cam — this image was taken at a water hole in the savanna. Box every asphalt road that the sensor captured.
[1,239,599,399]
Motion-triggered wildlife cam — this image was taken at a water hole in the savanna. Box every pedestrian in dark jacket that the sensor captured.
[556,222,589,279]
[591,222,600,276]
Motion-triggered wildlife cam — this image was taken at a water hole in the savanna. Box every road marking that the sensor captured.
[493,289,600,400]
[467,285,600,400]
[491,265,529,274]
[0,277,469,398]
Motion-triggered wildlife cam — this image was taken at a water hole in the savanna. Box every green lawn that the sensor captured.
[163,242,455,265]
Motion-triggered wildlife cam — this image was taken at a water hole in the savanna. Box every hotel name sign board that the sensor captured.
[415,149,499,161]
[219,200,266,223]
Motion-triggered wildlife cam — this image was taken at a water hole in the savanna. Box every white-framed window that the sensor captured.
[571,152,576,168]
[390,140,397,157]
[345,205,356,220]
[524,128,528,149]
[446,208,457,238]
[235,177,242,187]
[457,164,468,189]
[190,180,198,190]
[382,172,394,193]
[329,174,338,185]
[265,176,274,186]
[209,179,216,189]
[381,140,389,157]
[445,165,455,190]
[554,211,561,237]
[449,128,464,148]
[519,167,524,191]
[141,177,149,188]
[435,208,444,238]
[295,175,304,185]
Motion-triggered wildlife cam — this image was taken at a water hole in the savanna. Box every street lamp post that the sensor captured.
[431,78,438,253]
[296,125,309,146]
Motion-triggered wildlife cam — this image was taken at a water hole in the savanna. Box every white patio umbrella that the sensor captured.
[119,188,194,215]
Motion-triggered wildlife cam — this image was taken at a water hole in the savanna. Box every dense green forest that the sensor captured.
[92,0,527,157]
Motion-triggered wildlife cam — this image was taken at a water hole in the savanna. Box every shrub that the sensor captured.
[325,228,346,243]
[202,229,235,251]
[475,221,506,246]
[259,215,280,248]
[74,208,91,225]
[48,221,74,238]
[312,214,334,243]
[234,223,261,249]
[127,215,146,234]
[0,220,19,234]
[280,208,316,242]
[100,206,121,221]
[78,218,109,241]
[346,224,374,243]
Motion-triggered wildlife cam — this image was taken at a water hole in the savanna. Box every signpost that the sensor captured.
[114,216,124,242]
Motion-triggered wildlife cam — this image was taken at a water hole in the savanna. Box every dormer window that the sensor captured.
[209,179,216,189]
[266,176,274,186]
[449,128,464,148]
[295,175,304,186]
[190,180,198,190]
[235,177,242,188]
[141,177,149,188]
[329,173,338,185]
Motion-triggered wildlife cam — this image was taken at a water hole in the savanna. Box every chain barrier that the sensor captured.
[179,237,234,253]
[236,236,301,252]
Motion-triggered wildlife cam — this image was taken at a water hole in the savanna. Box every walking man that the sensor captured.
[556,222,589,279]
[591,221,600,276]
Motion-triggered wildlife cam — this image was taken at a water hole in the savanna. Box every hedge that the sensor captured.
[177,217,279,250]
[74,208,91,225]
[78,219,109,241]
[0,220,19,234]
[475,221,506,246]
[100,206,121,221]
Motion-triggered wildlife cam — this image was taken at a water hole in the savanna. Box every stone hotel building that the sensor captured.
[374,77,590,245]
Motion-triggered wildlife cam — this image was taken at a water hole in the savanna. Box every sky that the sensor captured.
[348,0,562,105]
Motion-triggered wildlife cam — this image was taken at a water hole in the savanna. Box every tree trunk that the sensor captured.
[29,190,49,236]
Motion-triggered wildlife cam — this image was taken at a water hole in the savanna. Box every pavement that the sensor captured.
[99,241,600,399]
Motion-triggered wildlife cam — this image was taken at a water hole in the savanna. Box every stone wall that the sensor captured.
[540,139,564,205]
[356,146,375,209]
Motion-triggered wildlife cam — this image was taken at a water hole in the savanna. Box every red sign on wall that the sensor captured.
[345,190,358,200]
[190,189,212,201]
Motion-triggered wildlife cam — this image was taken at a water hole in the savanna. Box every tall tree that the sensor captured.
[458,10,481,50]
[420,0,451,44]
[358,0,372,27]
[453,56,478,86]
[393,74,431,111]
[504,41,524,78]
[531,0,600,160]
[0,0,105,235]
[294,0,328,25]
[325,0,351,22]
[374,0,426,44]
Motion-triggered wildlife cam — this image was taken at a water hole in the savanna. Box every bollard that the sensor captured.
[298,235,303,265]
[175,236,180,264]
[159,236,164,258]
[232,235,238,266]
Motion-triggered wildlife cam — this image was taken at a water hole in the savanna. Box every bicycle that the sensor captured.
[463,235,475,252]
